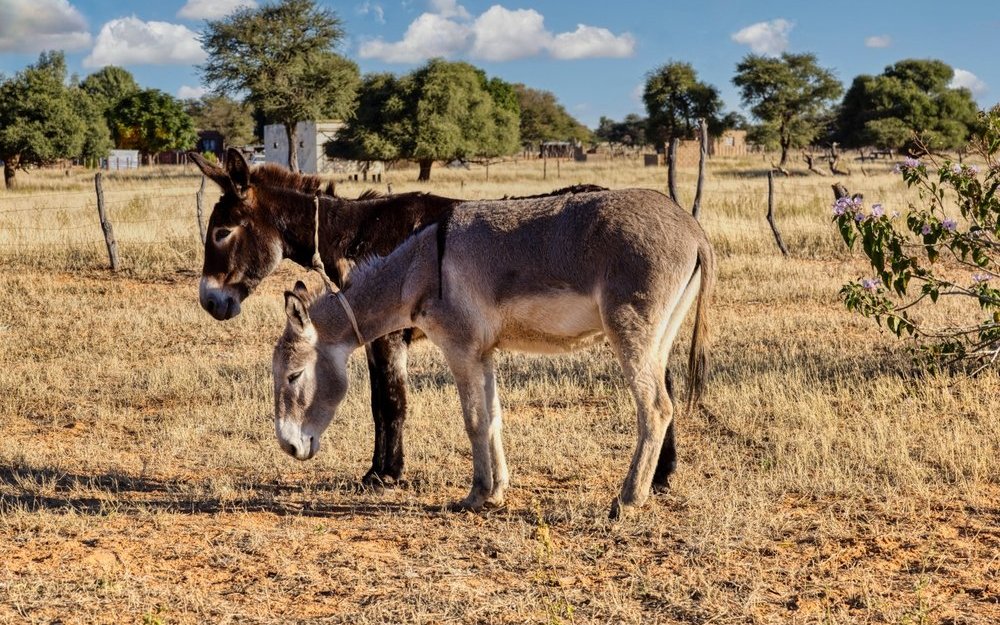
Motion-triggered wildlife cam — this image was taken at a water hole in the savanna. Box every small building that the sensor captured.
[263,120,381,176]
[196,131,225,162]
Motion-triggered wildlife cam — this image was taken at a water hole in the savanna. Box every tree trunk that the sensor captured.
[285,123,300,173]
[417,159,433,182]
[779,139,790,168]
[3,159,15,190]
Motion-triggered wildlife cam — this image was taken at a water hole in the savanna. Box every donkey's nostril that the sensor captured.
[205,298,216,313]
[287,442,299,457]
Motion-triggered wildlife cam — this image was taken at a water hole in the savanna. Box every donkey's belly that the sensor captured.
[496,292,604,354]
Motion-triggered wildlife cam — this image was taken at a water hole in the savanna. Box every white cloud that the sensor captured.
[178,0,257,20]
[359,13,470,63]
[178,85,208,99]
[549,24,635,60]
[731,18,793,56]
[84,17,207,68]
[0,0,91,53]
[470,6,548,61]
[428,0,470,20]
[864,34,891,48]
[950,68,988,96]
[359,2,634,63]
[357,2,385,24]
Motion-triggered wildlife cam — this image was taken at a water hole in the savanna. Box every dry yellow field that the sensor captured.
[0,157,997,624]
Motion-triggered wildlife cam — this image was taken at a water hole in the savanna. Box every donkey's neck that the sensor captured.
[311,226,436,349]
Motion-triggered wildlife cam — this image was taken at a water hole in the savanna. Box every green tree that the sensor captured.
[111,89,198,164]
[836,59,980,151]
[643,62,726,145]
[184,94,256,147]
[733,53,843,167]
[199,0,360,172]
[514,84,591,147]
[328,60,521,181]
[0,52,87,189]
[74,89,113,167]
[80,66,140,116]
[595,114,647,147]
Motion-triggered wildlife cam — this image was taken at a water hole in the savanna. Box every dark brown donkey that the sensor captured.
[191,148,681,488]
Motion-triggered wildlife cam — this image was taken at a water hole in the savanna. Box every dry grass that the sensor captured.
[1,157,998,624]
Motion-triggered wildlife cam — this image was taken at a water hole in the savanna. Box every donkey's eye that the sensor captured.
[214,228,232,243]
[288,371,303,383]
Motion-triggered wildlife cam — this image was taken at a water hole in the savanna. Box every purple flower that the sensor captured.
[942,218,957,232]
[972,273,992,284]
[855,212,865,223]
[832,196,852,216]
[950,163,963,175]
[903,157,921,169]
[921,224,932,235]
[870,203,884,218]
[851,196,863,208]
[861,279,879,292]
[969,165,980,175]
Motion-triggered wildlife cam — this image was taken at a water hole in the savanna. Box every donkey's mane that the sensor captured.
[251,164,336,196]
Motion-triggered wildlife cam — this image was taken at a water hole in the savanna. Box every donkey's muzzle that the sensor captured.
[200,278,243,321]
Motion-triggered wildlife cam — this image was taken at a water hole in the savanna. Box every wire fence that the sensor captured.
[0,174,207,270]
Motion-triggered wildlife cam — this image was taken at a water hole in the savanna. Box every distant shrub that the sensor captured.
[833,107,1000,373]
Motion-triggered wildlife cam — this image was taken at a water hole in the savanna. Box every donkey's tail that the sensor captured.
[686,237,715,410]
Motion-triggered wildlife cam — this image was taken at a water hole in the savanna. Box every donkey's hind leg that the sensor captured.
[652,372,677,493]
[603,305,674,520]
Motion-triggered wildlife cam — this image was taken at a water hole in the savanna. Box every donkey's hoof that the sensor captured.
[651,479,671,494]
[449,494,490,513]
[360,471,404,491]
[608,498,636,520]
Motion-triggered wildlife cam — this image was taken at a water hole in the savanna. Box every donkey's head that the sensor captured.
[190,148,287,320]
[272,281,351,461]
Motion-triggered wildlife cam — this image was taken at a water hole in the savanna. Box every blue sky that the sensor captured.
[1,0,997,128]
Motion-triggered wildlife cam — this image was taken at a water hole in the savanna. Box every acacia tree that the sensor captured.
[199,0,359,172]
[643,62,726,145]
[733,53,842,167]
[514,84,591,147]
[0,52,94,188]
[328,60,520,181]
[111,89,198,164]
[836,59,979,151]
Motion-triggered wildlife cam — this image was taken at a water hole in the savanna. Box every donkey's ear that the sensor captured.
[226,148,251,195]
[292,280,310,301]
[188,151,230,190]
[284,290,311,335]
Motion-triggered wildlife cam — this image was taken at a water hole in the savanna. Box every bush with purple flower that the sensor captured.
[832,107,1000,372]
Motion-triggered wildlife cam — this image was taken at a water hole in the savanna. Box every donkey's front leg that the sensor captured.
[446,354,496,511]
[361,331,410,486]
[483,354,509,506]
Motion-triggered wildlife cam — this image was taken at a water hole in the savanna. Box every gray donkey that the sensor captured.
[272,188,715,518]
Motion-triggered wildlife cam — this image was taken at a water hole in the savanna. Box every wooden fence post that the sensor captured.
[766,170,789,257]
[667,138,679,203]
[195,175,207,243]
[94,173,120,271]
[692,119,707,220]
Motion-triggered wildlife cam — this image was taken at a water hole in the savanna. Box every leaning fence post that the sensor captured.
[94,173,120,271]
[196,175,207,243]
[766,170,789,257]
